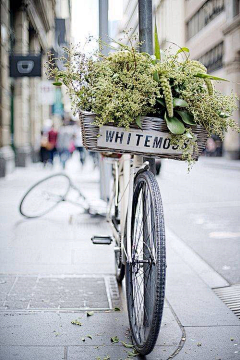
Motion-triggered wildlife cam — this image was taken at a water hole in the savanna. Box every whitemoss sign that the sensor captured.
[97,126,183,155]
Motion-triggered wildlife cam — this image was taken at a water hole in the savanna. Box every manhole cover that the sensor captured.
[213,284,240,319]
[0,275,119,311]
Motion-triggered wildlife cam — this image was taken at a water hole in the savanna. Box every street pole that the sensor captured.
[138,0,156,174]
[99,0,112,201]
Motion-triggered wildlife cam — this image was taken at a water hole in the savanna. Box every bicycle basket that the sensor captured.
[79,111,208,161]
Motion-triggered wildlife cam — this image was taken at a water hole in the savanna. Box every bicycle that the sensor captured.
[19,173,105,219]
[105,154,166,355]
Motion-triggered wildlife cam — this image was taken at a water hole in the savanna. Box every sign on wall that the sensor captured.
[38,81,55,105]
[9,55,42,78]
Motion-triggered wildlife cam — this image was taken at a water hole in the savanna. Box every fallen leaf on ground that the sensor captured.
[81,337,85,342]
[111,336,119,343]
[71,320,82,326]
[127,350,139,357]
[87,335,92,340]
[114,307,121,311]
[197,342,202,347]
[87,311,94,317]
[121,341,134,348]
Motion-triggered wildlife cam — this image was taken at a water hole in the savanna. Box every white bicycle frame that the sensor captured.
[107,154,149,264]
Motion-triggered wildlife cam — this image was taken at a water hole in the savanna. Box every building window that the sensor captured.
[198,42,224,73]
[187,0,224,40]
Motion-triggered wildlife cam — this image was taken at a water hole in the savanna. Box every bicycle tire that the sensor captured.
[125,170,166,355]
[19,173,71,218]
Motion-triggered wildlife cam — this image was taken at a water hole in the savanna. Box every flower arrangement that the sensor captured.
[47,31,239,166]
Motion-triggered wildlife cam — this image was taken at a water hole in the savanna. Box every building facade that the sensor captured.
[0,0,71,177]
[117,0,240,159]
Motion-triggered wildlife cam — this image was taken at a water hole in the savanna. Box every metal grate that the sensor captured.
[213,284,240,319]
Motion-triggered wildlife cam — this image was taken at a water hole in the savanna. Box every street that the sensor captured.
[0,155,240,360]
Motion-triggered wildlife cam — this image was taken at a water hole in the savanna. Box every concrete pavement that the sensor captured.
[0,155,239,360]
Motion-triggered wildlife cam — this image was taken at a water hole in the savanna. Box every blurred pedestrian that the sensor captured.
[47,125,58,165]
[74,124,86,166]
[39,131,49,166]
[57,124,73,169]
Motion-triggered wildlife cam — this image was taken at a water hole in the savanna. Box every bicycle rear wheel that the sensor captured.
[126,170,166,355]
[19,173,71,218]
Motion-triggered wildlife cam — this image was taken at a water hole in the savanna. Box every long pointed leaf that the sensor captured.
[154,22,161,60]
[136,115,142,129]
[156,98,165,107]
[153,71,159,82]
[176,110,195,125]
[164,112,185,135]
[194,73,229,82]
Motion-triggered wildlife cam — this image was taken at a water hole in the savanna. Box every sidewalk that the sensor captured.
[0,156,239,360]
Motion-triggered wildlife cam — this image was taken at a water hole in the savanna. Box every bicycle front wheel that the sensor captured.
[19,173,71,218]
[126,170,166,355]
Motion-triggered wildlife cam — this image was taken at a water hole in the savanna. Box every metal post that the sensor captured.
[138,0,156,174]
[99,0,109,55]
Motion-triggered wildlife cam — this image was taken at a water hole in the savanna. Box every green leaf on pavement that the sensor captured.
[135,116,142,129]
[87,335,92,340]
[194,73,229,82]
[164,112,186,135]
[176,47,189,55]
[114,307,121,311]
[127,350,139,357]
[154,21,161,60]
[176,110,195,125]
[173,98,188,108]
[111,336,119,343]
[81,337,85,342]
[121,341,134,348]
[71,320,82,326]
[87,311,94,317]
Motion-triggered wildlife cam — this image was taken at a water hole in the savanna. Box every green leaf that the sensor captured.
[81,337,85,342]
[87,311,94,317]
[185,131,193,139]
[114,307,121,311]
[127,350,139,357]
[176,110,195,125]
[111,336,119,343]
[173,98,188,108]
[157,98,165,108]
[136,116,142,129]
[154,22,161,60]
[71,320,82,326]
[164,112,186,135]
[176,47,189,55]
[87,335,92,340]
[153,70,159,82]
[53,82,62,86]
[121,341,134,348]
[194,73,229,82]
[219,111,230,118]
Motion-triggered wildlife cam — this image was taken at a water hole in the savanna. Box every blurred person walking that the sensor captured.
[39,131,49,166]
[74,124,86,166]
[47,125,58,165]
[57,124,73,169]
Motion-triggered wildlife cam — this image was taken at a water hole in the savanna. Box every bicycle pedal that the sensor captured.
[91,236,113,245]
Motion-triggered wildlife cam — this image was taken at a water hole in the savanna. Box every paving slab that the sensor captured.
[0,346,65,360]
[0,308,181,347]
[174,326,240,360]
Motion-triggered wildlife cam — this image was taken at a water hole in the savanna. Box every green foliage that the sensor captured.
[46,38,239,167]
